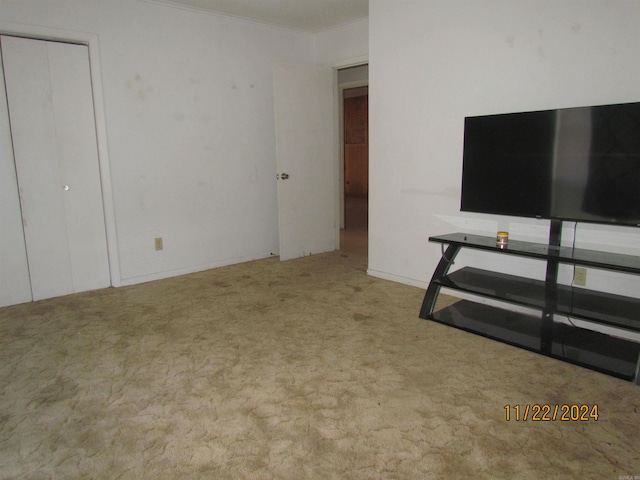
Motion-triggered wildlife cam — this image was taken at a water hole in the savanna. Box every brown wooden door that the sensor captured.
[344,89,368,197]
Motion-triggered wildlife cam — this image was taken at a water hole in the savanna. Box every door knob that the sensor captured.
[280,173,289,180]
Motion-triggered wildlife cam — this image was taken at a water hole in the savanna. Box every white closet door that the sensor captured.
[1,36,110,301]
[0,44,32,307]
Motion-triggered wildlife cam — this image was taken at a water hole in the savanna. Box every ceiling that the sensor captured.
[150,0,369,32]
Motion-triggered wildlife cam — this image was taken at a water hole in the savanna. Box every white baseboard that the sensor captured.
[366,268,428,289]
[119,252,276,287]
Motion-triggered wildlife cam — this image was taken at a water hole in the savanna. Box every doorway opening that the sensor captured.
[338,65,368,258]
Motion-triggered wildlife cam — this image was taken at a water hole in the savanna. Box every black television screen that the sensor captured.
[460,101,640,227]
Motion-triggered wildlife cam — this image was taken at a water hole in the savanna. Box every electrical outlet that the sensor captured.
[154,237,163,251]
[574,267,587,286]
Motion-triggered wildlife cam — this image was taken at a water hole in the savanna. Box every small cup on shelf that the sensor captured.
[496,231,509,249]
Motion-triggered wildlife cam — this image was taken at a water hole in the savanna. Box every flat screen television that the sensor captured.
[460,101,640,227]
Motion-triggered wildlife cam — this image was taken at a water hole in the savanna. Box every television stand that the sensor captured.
[419,230,640,384]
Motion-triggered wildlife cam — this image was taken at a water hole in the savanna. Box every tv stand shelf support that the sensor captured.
[420,225,640,384]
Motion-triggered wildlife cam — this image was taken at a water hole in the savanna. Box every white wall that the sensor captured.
[1,0,313,287]
[315,18,368,67]
[368,0,640,297]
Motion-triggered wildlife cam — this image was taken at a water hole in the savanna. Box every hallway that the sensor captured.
[340,194,368,257]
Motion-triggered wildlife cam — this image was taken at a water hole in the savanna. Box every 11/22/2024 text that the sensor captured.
[504,404,599,421]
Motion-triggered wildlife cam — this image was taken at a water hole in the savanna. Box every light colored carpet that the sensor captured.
[0,251,638,479]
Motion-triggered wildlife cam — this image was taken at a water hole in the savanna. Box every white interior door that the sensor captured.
[273,64,337,261]
[0,43,32,307]
[1,36,110,301]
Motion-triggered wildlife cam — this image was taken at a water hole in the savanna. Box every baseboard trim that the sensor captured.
[366,268,428,289]
[119,252,276,287]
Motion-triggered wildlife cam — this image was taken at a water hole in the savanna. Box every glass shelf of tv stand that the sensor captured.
[436,267,640,333]
[431,300,640,381]
[421,232,640,383]
[429,232,640,274]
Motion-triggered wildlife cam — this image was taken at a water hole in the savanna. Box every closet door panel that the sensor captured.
[0,42,32,306]
[3,36,74,300]
[2,36,110,301]
[47,41,111,292]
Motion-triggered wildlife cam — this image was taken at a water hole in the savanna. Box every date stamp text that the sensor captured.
[504,404,599,421]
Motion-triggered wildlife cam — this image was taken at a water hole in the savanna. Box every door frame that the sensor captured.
[0,22,121,287]
[338,79,369,230]
[333,59,368,234]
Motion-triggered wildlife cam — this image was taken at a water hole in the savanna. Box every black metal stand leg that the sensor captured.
[542,220,562,353]
[419,244,461,319]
